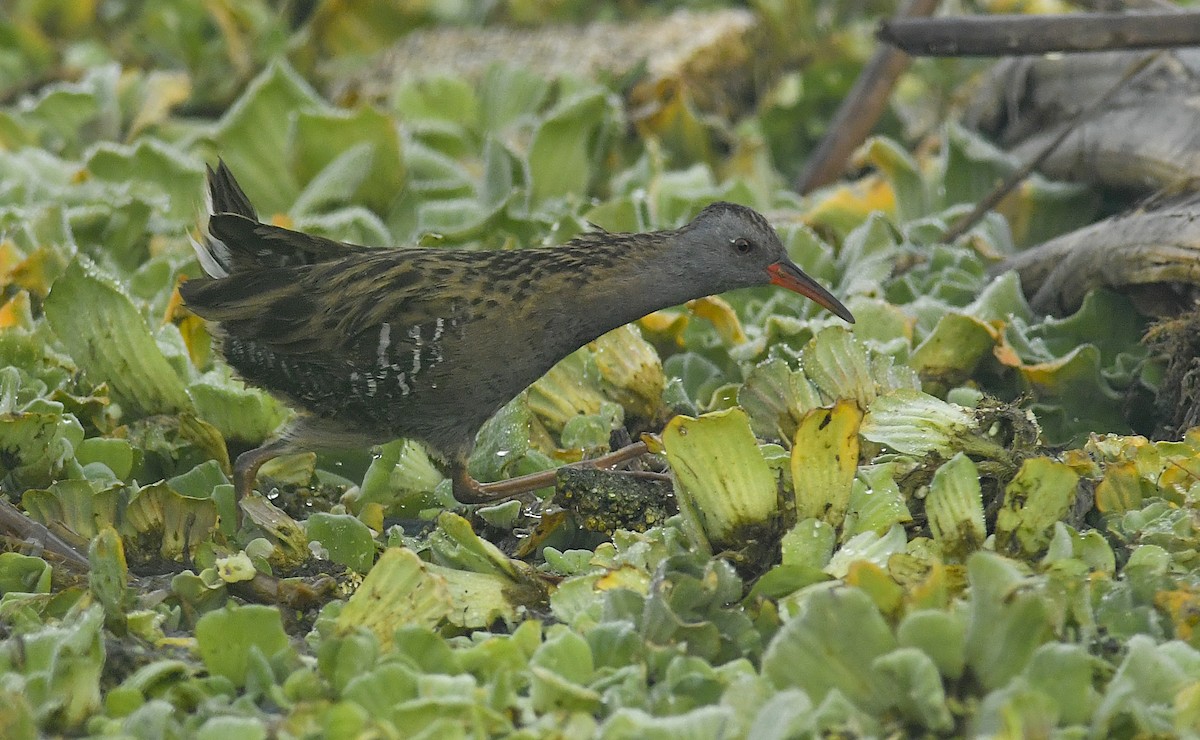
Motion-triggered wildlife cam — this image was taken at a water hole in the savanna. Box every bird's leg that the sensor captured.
[451,441,652,503]
[233,438,292,502]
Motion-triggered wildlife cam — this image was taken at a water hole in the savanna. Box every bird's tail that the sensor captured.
[188,160,374,281]
[190,159,256,279]
[207,159,258,221]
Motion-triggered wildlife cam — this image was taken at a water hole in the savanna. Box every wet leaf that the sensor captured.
[663,408,778,551]
[195,604,291,687]
[791,399,863,528]
[994,457,1079,557]
[44,257,192,419]
[925,453,986,560]
[307,513,376,573]
[337,547,452,649]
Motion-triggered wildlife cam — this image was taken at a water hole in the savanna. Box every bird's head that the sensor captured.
[674,202,854,323]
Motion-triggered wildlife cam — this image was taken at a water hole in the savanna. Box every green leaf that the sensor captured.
[195,604,291,687]
[738,357,801,441]
[124,482,219,561]
[195,716,268,740]
[210,61,327,215]
[75,437,133,480]
[0,396,82,489]
[860,389,1002,460]
[663,408,779,550]
[762,587,898,712]
[44,257,193,418]
[14,607,105,730]
[909,313,997,396]
[528,89,610,205]
[393,75,480,128]
[925,453,986,560]
[896,609,967,680]
[1023,643,1100,726]
[0,552,52,595]
[780,518,835,569]
[843,464,912,537]
[994,457,1079,557]
[964,553,1053,690]
[189,375,288,446]
[307,513,376,573]
[856,136,927,222]
[88,526,128,633]
[336,547,452,648]
[427,512,522,580]
[872,647,953,731]
[469,395,553,485]
[166,459,228,498]
[600,706,733,740]
[291,105,405,214]
[480,64,552,133]
[84,139,203,224]
[23,479,118,543]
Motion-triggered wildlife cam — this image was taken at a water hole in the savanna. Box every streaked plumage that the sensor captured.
[181,161,854,503]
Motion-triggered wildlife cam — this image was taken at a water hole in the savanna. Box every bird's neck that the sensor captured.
[531,233,697,353]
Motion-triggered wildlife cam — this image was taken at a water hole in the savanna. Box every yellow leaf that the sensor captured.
[0,239,22,286]
[1094,460,1147,514]
[1154,587,1200,644]
[0,291,32,330]
[128,71,192,139]
[846,560,904,617]
[639,309,689,348]
[687,295,746,345]
[791,400,863,528]
[803,176,896,234]
[337,548,452,649]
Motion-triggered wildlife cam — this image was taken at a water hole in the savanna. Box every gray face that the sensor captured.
[676,201,855,323]
[678,202,790,293]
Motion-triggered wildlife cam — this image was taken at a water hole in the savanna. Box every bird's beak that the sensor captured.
[767,260,855,323]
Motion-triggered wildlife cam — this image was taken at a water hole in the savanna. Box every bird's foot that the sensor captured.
[232,439,292,523]
[452,441,652,504]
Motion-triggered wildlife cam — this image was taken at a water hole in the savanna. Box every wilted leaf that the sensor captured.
[995,457,1079,556]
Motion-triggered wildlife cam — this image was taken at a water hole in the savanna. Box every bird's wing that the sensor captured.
[181,250,473,365]
[207,214,376,272]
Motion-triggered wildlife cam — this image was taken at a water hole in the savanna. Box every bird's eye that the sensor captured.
[732,238,753,254]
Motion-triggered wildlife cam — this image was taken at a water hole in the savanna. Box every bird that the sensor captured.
[180,161,855,507]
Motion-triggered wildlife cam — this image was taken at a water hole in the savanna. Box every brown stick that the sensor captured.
[794,0,941,194]
[941,52,1162,243]
[879,12,1200,57]
[0,498,89,568]
[467,441,652,501]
